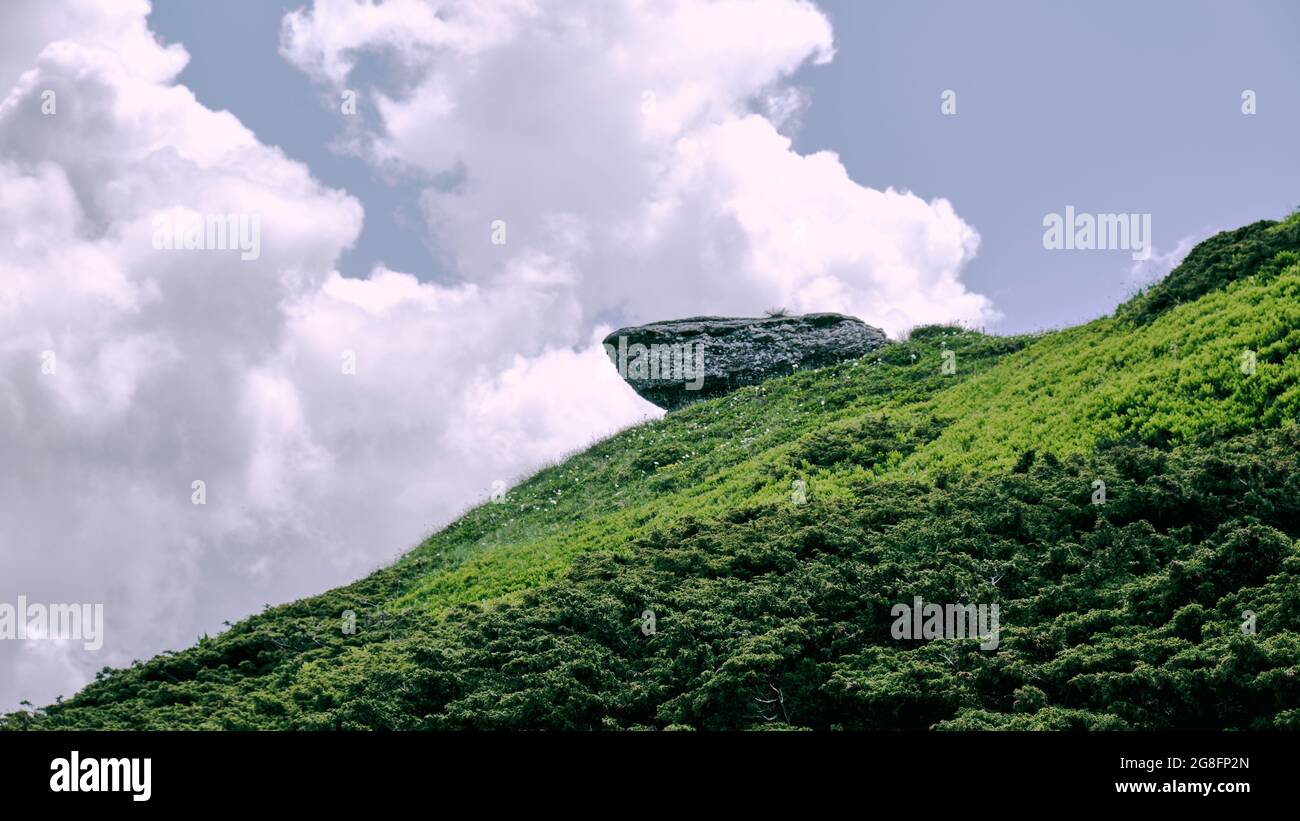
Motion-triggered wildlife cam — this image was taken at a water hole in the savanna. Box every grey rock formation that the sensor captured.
[602,312,888,410]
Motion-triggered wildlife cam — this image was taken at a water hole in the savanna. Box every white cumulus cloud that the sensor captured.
[281,0,994,335]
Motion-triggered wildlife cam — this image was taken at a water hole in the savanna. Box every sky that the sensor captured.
[0,0,1297,711]
[148,0,1300,333]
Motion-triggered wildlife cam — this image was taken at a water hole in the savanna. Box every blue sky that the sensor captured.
[149,0,439,279]
[150,0,1300,333]
[798,0,1300,331]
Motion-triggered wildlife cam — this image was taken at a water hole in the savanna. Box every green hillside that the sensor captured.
[6,214,1300,730]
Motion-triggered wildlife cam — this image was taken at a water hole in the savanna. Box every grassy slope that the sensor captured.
[8,215,1300,729]
[296,427,1300,730]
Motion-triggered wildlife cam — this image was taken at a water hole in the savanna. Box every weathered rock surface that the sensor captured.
[603,313,888,410]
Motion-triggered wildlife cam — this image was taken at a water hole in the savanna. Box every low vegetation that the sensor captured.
[6,214,1299,730]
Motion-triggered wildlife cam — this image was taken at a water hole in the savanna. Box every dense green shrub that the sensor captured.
[1121,212,1300,323]
[6,218,1300,731]
[15,429,1298,730]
